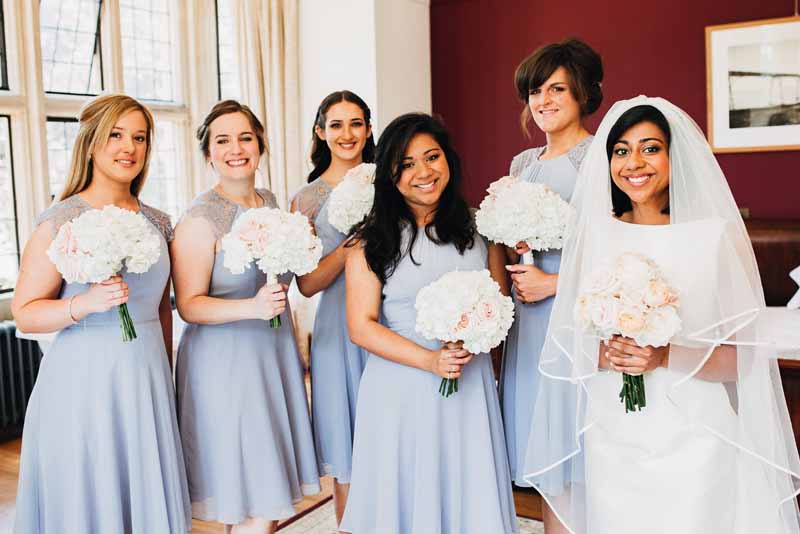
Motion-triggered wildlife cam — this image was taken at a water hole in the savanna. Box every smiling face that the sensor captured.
[90,110,148,186]
[527,66,583,134]
[316,101,371,165]
[395,133,450,219]
[207,111,262,180]
[610,120,671,211]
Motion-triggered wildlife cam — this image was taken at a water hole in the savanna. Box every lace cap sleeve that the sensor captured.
[35,195,90,237]
[257,188,278,209]
[509,147,543,178]
[290,179,332,222]
[567,135,594,171]
[180,190,239,240]
[140,203,175,243]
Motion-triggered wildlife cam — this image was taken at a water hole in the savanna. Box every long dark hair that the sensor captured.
[606,105,672,217]
[307,90,376,183]
[351,113,475,285]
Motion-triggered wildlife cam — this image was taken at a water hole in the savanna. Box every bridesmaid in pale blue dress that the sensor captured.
[290,91,375,526]
[173,101,319,534]
[341,113,517,534]
[500,38,603,533]
[12,94,190,533]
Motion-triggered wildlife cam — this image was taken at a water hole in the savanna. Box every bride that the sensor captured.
[522,96,800,533]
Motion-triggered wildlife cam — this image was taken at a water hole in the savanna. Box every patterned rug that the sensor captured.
[278,500,544,533]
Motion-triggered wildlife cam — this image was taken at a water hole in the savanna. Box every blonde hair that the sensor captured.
[59,93,155,201]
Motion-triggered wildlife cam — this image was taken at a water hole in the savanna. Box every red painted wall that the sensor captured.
[430,0,800,218]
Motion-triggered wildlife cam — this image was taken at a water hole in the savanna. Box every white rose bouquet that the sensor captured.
[415,270,514,397]
[221,207,323,328]
[575,252,681,412]
[327,163,376,235]
[475,175,573,264]
[46,205,162,341]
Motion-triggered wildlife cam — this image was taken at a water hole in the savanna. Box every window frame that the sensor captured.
[0,112,19,294]
[0,0,9,91]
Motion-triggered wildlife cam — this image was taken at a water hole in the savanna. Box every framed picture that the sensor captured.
[706,16,800,153]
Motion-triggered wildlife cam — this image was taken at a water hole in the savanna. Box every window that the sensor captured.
[46,118,80,200]
[140,122,179,223]
[0,1,9,91]
[120,0,176,102]
[39,0,103,95]
[215,0,240,101]
[0,116,18,292]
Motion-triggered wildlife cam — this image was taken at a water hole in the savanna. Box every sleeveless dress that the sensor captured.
[291,179,368,484]
[175,189,320,524]
[340,228,519,534]
[500,136,592,488]
[15,195,191,534]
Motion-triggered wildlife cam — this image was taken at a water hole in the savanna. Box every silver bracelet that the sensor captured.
[67,295,79,324]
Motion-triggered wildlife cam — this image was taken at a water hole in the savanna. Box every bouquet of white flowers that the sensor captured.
[327,163,376,235]
[47,205,162,341]
[575,252,681,412]
[475,175,572,264]
[221,207,323,328]
[415,270,514,397]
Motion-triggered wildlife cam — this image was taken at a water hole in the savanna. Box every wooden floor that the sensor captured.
[0,438,541,532]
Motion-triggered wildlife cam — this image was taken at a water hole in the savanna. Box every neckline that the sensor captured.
[74,193,142,214]
[536,134,593,162]
[210,187,267,210]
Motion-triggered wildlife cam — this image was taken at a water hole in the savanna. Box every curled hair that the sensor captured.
[350,113,475,285]
[307,90,375,183]
[60,93,155,200]
[196,100,267,158]
[606,105,672,217]
[514,38,604,135]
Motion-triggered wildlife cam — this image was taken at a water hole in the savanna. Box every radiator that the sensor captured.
[0,321,43,441]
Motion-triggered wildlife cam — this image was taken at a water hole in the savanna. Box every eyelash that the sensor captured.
[216,136,254,144]
[110,132,146,143]
[529,86,565,95]
[329,122,364,129]
[401,153,440,170]
[613,145,661,157]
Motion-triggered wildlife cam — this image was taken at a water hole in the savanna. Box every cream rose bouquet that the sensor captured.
[327,163,376,235]
[46,205,162,341]
[415,270,514,397]
[475,176,573,265]
[221,207,323,328]
[575,252,681,412]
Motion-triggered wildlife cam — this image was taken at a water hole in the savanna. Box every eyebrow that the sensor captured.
[614,137,665,145]
[112,126,147,134]
[214,131,254,139]
[402,148,440,161]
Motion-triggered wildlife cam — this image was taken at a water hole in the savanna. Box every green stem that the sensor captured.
[270,315,282,329]
[118,303,137,342]
[438,377,459,398]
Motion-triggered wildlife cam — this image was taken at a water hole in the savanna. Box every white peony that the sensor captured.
[414,269,514,355]
[327,163,376,234]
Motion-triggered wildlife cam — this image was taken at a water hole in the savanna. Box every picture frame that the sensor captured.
[706,16,800,153]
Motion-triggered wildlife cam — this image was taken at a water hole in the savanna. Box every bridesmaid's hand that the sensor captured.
[505,264,557,303]
[514,241,531,256]
[250,282,288,321]
[75,275,129,317]
[603,335,669,375]
[427,341,474,379]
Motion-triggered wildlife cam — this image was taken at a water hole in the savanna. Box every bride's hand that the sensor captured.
[603,335,669,374]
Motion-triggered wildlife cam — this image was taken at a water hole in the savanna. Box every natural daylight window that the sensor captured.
[46,118,80,201]
[0,116,19,292]
[120,0,176,102]
[39,0,103,95]
[139,121,180,224]
[215,0,240,101]
[0,2,9,91]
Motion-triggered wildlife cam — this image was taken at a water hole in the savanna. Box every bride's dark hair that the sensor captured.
[606,104,672,217]
[350,113,475,285]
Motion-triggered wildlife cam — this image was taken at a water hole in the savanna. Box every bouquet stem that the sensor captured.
[267,273,282,329]
[521,251,535,266]
[619,373,646,413]
[118,303,137,342]
[439,377,459,398]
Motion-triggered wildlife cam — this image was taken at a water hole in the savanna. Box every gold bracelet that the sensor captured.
[67,295,79,324]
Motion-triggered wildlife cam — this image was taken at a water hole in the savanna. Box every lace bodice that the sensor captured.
[290,179,333,224]
[36,195,174,242]
[181,188,278,240]
[509,135,593,178]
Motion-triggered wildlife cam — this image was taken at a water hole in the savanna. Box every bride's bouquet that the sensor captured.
[47,205,162,341]
[415,270,514,397]
[576,252,681,412]
[327,163,376,234]
[221,207,323,328]
[475,175,572,264]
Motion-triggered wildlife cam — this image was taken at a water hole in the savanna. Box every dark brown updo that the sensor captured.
[196,100,267,158]
[514,38,604,133]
